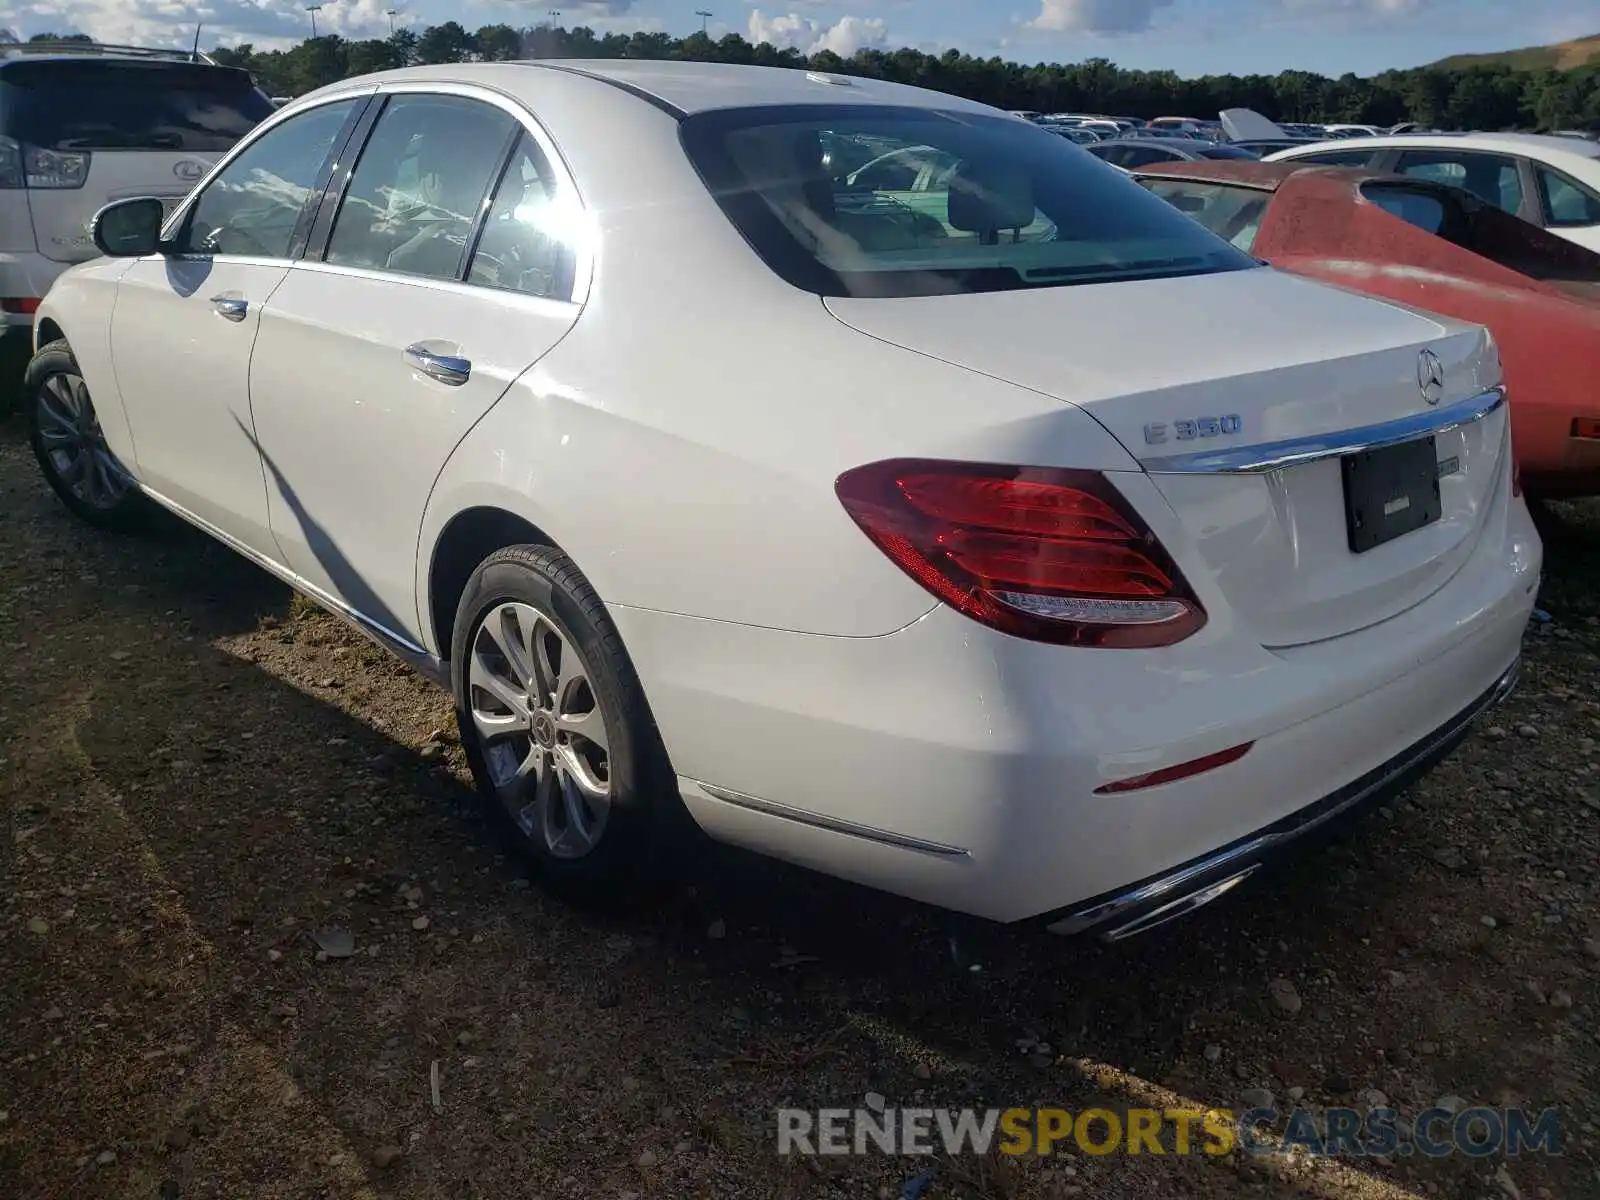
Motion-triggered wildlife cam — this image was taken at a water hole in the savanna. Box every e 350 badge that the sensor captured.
[1143,414,1244,445]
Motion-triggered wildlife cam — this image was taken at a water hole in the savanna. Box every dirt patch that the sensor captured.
[2,418,1597,1200]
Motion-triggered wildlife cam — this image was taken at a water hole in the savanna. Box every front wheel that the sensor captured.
[450,544,674,901]
[26,339,146,530]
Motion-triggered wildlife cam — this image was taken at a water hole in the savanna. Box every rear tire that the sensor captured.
[26,339,147,531]
[450,544,675,903]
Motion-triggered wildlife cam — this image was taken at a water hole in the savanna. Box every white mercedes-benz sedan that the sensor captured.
[27,61,1540,938]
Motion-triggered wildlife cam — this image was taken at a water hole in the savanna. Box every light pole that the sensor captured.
[305,3,322,37]
[384,7,399,33]
[696,9,712,34]
[547,9,561,26]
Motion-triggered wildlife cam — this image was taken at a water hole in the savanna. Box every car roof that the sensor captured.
[1094,137,1200,150]
[1271,131,1600,164]
[308,60,1002,121]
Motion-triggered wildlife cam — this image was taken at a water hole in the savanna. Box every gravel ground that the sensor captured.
[1,414,1597,1200]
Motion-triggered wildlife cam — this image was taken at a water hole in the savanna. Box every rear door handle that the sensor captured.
[404,343,471,386]
[210,295,248,322]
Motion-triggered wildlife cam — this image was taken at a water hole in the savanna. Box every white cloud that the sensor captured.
[1270,0,1434,25]
[1029,0,1176,34]
[748,9,888,57]
[9,0,641,50]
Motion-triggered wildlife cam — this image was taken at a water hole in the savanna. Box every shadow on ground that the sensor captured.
[2,414,1595,1200]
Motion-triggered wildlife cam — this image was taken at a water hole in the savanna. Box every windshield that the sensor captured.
[680,105,1261,298]
[0,60,272,151]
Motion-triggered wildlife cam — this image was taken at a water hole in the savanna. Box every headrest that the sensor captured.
[947,158,1035,233]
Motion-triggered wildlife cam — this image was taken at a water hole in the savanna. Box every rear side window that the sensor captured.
[1361,184,1450,235]
[465,131,579,301]
[0,60,272,151]
[681,105,1259,298]
[325,94,516,282]
[1535,164,1600,227]
[1141,179,1271,252]
[1394,150,1523,214]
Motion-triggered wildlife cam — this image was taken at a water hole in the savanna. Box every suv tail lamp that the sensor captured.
[0,136,89,190]
[834,459,1206,648]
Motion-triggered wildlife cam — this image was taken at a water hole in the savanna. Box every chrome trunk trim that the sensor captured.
[1138,386,1506,475]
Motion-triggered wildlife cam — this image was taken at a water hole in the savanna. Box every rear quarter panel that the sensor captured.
[1257,183,1600,493]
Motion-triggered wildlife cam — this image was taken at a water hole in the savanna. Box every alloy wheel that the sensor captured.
[467,601,613,859]
[35,372,130,512]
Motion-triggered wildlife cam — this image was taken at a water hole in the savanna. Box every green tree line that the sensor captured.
[25,24,1600,131]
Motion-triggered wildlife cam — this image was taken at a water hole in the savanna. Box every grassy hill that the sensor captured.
[1431,33,1600,72]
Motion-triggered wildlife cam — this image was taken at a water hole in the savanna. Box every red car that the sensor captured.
[1135,160,1600,498]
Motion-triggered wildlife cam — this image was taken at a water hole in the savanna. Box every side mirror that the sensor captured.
[90,197,167,257]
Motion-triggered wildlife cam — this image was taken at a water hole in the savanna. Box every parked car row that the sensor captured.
[13,50,1565,943]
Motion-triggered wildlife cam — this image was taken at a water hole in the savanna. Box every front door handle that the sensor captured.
[210,295,248,322]
[404,343,471,386]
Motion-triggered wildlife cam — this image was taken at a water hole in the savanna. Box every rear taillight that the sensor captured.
[0,136,89,190]
[0,298,39,314]
[1574,417,1600,442]
[834,459,1206,648]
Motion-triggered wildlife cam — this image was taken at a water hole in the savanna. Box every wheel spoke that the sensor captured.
[80,453,103,506]
[554,706,608,755]
[58,452,87,486]
[515,755,555,840]
[529,616,564,708]
[38,381,78,437]
[558,774,599,854]
[69,376,93,420]
[467,653,529,742]
[555,743,609,802]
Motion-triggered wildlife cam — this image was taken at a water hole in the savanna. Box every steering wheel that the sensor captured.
[200,224,272,257]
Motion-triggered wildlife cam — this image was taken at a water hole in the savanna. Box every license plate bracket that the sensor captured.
[1341,436,1442,554]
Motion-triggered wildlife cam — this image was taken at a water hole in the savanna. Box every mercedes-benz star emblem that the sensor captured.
[1417,348,1445,407]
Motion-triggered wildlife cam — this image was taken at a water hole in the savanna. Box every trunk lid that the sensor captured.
[825,267,1508,648]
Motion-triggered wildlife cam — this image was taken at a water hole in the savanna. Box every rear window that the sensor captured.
[0,60,272,151]
[680,105,1260,298]
[1141,179,1272,253]
[1200,144,1260,160]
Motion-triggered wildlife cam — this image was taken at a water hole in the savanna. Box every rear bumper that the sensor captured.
[0,252,69,328]
[1042,658,1520,939]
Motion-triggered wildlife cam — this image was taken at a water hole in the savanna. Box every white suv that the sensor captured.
[0,42,272,370]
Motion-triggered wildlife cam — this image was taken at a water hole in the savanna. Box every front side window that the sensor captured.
[177,98,357,258]
[1534,164,1600,227]
[325,94,516,282]
[681,105,1259,298]
[1141,179,1271,252]
[1394,150,1523,215]
[465,131,578,301]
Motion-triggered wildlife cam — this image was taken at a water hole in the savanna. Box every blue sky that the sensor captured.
[14,0,1599,78]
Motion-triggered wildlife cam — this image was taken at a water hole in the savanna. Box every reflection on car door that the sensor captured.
[108,96,365,549]
[249,91,584,647]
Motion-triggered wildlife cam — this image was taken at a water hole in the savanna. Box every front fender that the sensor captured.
[33,258,140,468]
